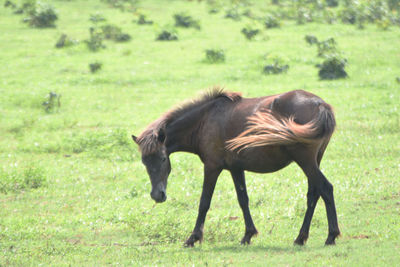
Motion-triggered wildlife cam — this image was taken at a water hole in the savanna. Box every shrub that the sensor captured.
[174,13,200,29]
[85,27,105,51]
[55,34,77,48]
[90,13,107,24]
[264,14,281,28]
[101,24,131,42]
[317,54,348,80]
[241,25,260,40]
[225,7,241,21]
[316,38,337,57]
[89,62,102,73]
[4,0,16,8]
[156,29,178,41]
[305,35,318,45]
[262,54,289,75]
[24,2,58,28]
[204,49,225,63]
[42,92,61,113]
[137,14,153,25]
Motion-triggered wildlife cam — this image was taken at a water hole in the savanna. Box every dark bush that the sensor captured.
[317,54,348,80]
[205,49,225,63]
[305,35,318,45]
[4,0,16,8]
[24,2,58,28]
[263,61,289,74]
[174,13,200,29]
[225,7,241,21]
[317,38,337,57]
[326,0,339,8]
[156,30,178,41]
[241,26,260,40]
[89,62,102,73]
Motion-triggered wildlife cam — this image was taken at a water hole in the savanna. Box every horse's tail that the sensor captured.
[226,103,336,151]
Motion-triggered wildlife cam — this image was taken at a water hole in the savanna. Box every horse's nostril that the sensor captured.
[160,191,166,201]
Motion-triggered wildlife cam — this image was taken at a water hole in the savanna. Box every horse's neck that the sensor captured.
[165,101,213,154]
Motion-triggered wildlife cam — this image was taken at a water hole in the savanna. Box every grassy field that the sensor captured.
[1,0,399,265]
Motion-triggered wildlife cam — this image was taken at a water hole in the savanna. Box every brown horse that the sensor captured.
[132,88,340,246]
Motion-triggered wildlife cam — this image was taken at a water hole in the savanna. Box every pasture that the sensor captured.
[0,0,399,265]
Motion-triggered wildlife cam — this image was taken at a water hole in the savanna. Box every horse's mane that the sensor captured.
[137,87,242,155]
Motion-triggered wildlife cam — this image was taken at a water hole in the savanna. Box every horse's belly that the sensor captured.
[228,146,293,173]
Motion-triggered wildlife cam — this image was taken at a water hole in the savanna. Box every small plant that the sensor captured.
[89,62,102,73]
[317,54,348,80]
[24,2,58,28]
[42,92,61,113]
[305,35,318,45]
[263,61,289,74]
[317,38,337,57]
[55,34,77,48]
[4,0,17,9]
[137,14,153,25]
[241,25,260,40]
[101,24,131,42]
[156,29,178,41]
[264,14,281,28]
[85,27,105,51]
[0,165,47,194]
[205,49,225,63]
[90,13,107,24]
[174,13,200,30]
[23,166,46,189]
[225,7,241,21]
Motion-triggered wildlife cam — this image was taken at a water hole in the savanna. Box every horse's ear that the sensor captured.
[157,128,166,143]
[131,135,138,144]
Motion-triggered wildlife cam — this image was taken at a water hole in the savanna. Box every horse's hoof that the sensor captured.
[294,232,308,246]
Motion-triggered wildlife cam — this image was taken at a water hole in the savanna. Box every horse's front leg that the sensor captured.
[230,169,258,245]
[184,165,222,247]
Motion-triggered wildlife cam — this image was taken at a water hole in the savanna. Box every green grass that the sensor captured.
[1,0,399,266]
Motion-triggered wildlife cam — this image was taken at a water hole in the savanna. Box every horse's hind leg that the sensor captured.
[291,146,340,245]
[230,169,258,244]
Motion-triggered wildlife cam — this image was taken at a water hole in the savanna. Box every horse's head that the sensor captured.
[132,128,171,203]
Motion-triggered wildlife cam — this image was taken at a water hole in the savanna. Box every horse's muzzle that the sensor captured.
[151,189,167,203]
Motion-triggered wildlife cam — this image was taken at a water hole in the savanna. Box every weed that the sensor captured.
[55,34,77,48]
[89,62,102,73]
[101,24,131,42]
[262,55,289,75]
[4,0,16,9]
[85,27,105,51]
[42,92,61,113]
[174,13,200,30]
[241,25,260,40]
[305,34,318,45]
[24,2,58,28]
[89,13,107,24]
[225,7,241,21]
[264,13,281,28]
[156,29,178,41]
[316,37,337,57]
[317,54,348,80]
[0,165,47,194]
[137,14,153,25]
[204,49,225,63]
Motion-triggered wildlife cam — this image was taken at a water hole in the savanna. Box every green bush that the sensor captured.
[89,62,102,73]
[156,29,178,41]
[317,54,348,80]
[85,27,105,51]
[89,13,107,24]
[174,13,200,30]
[305,34,318,45]
[264,14,281,28]
[262,55,289,75]
[24,2,58,28]
[241,25,260,40]
[316,37,337,57]
[137,14,153,25]
[204,49,225,63]
[101,24,131,42]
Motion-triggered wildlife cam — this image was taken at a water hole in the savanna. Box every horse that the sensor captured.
[131,88,340,247]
